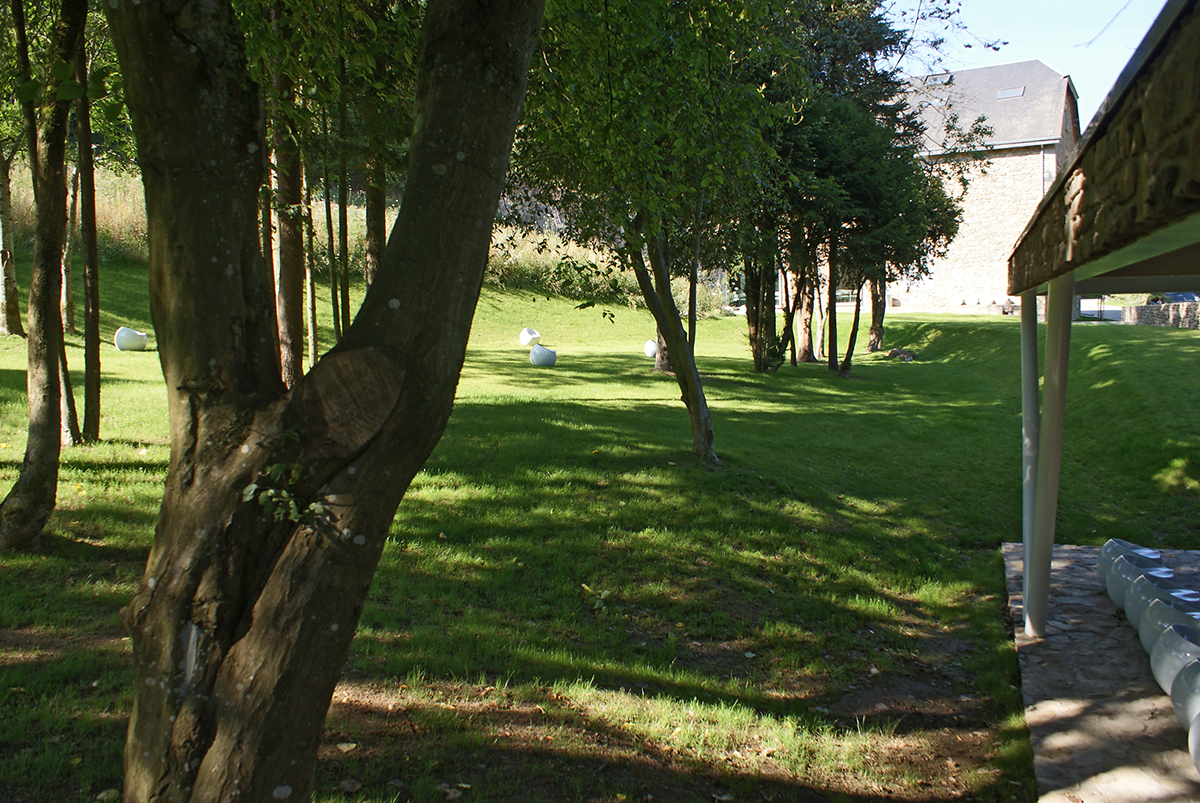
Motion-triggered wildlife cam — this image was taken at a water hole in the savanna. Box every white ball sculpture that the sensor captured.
[643,339,658,358]
[519,327,541,346]
[114,326,149,351]
[529,344,556,367]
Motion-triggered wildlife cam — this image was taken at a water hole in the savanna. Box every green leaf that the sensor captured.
[15,79,39,103]
[56,80,86,102]
[51,61,74,81]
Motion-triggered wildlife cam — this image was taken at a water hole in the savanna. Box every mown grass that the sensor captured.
[0,247,1198,802]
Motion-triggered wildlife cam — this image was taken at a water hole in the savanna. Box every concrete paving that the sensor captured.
[1002,542,1200,803]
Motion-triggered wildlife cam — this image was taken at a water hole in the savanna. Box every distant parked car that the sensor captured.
[1147,292,1200,304]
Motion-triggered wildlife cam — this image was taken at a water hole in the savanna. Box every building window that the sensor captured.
[997,86,1026,99]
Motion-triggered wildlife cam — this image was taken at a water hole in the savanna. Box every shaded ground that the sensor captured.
[310,616,1021,803]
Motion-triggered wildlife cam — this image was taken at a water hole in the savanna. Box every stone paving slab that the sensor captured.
[1002,542,1200,803]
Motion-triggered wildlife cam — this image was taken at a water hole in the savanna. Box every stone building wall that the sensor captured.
[895,145,1056,313]
[1009,2,1200,293]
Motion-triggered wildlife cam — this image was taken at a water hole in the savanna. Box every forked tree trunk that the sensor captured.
[104,1,544,800]
[868,276,886,352]
[0,0,88,550]
[629,217,715,461]
[77,44,101,442]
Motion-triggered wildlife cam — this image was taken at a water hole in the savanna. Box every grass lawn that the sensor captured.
[2,257,1199,802]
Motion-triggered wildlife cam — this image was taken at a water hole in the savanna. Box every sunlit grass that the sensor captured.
[0,241,1198,799]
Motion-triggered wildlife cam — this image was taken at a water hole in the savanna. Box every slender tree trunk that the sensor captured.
[272,11,304,389]
[687,194,703,346]
[364,151,386,288]
[0,0,88,550]
[338,56,351,330]
[0,149,25,337]
[839,280,865,377]
[758,220,778,370]
[304,162,318,368]
[77,44,101,442]
[629,216,715,461]
[105,1,544,799]
[778,268,797,367]
[868,276,886,352]
[322,111,341,339]
[61,166,78,333]
[743,254,762,370]
[826,233,838,372]
[59,339,81,445]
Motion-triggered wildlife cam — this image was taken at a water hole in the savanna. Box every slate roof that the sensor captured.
[912,60,1078,153]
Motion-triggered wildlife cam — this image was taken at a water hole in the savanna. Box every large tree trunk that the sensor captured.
[0,0,88,550]
[868,276,886,352]
[0,150,25,337]
[105,1,544,800]
[629,217,715,461]
[77,43,101,442]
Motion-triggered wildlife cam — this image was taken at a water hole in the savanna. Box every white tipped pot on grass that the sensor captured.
[114,326,149,351]
[529,344,556,367]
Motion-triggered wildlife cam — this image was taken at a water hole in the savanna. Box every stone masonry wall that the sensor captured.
[1009,1,1200,293]
[897,146,1055,312]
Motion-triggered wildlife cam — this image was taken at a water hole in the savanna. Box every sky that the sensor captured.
[893,0,1171,126]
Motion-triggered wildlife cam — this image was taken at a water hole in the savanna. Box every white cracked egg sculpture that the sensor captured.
[529,344,556,367]
[114,326,149,351]
[643,339,658,358]
[519,327,541,346]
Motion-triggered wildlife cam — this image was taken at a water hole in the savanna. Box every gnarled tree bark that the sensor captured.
[104,0,544,799]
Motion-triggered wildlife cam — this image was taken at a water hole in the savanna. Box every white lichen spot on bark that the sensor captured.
[273,787,292,800]
[432,165,447,176]
[331,623,339,632]
[353,535,366,546]
[389,298,400,309]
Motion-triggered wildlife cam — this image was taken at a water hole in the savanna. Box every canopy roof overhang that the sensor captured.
[1007,0,1200,637]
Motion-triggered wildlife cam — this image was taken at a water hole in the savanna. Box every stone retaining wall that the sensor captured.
[1121,302,1200,328]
